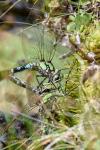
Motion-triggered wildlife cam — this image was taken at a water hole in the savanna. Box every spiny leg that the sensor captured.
[56,74,65,94]
[50,80,60,92]
[36,74,60,94]
[58,81,64,94]
[36,75,47,90]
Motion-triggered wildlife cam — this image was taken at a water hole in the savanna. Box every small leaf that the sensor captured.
[75,12,92,31]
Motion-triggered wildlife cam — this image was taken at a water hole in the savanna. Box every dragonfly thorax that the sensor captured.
[39,61,54,72]
[38,61,61,83]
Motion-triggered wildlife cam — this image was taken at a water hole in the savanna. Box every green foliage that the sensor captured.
[67,12,92,32]
[0,0,100,149]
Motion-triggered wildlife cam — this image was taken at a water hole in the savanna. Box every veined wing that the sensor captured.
[0,31,25,69]
[0,30,26,81]
[20,24,54,61]
[20,23,68,69]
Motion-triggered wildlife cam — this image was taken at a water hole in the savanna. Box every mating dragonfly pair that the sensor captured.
[5,23,68,96]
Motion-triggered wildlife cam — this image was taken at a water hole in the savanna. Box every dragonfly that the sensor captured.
[6,23,68,96]
[0,17,82,143]
[0,22,68,132]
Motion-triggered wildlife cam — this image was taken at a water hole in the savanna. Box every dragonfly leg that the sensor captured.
[58,81,65,95]
[50,79,64,94]
[50,80,59,91]
[36,75,47,90]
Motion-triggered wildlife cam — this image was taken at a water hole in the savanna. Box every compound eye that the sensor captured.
[53,75,60,81]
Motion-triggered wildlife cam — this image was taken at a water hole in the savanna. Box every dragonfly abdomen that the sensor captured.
[11,63,38,74]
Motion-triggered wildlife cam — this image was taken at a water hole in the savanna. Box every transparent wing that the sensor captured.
[0,31,25,71]
[19,23,69,70]
[20,24,54,62]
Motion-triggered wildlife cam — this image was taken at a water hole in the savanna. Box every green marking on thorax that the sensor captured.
[40,62,47,70]
[39,61,54,71]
